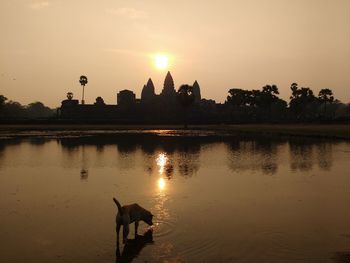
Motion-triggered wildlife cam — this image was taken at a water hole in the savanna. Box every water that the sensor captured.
[1,132,350,262]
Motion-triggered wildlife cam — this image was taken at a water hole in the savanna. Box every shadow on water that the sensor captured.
[332,251,350,263]
[289,138,334,172]
[116,229,154,263]
[226,138,284,175]
[59,135,204,178]
[226,137,336,175]
[0,134,338,175]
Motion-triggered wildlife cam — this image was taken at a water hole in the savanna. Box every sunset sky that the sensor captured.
[1,0,349,107]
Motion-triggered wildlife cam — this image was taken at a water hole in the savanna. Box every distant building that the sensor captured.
[117,90,136,107]
[61,99,79,107]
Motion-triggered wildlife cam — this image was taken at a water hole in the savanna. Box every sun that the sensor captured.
[155,54,169,70]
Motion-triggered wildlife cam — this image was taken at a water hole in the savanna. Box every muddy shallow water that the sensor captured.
[1,133,350,262]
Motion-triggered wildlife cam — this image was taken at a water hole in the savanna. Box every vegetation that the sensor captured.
[0,96,55,121]
[79,75,88,105]
[177,84,195,128]
[226,83,344,123]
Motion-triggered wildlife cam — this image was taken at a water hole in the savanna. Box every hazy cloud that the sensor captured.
[29,1,50,10]
[106,7,147,19]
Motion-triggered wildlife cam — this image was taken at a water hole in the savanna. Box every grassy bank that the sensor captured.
[0,124,350,139]
[221,124,350,139]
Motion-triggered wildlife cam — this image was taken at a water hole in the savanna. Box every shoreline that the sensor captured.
[0,124,350,139]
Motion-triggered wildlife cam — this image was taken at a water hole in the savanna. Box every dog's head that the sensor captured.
[143,211,154,226]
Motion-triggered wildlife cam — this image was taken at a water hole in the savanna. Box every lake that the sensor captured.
[1,131,350,262]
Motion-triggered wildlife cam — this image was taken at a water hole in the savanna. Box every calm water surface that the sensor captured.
[1,133,350,263]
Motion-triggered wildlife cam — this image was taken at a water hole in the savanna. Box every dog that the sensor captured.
[113,197,154,244]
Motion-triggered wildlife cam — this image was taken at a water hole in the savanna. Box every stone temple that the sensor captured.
[59,71,221,123]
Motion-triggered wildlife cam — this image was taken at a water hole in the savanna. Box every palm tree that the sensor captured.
[177,84,195,128]
[318,88,334,119]
[261,84,279,121]
[79,75,88,104]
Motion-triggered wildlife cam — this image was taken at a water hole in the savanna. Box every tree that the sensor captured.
[79,75,88,104]
[2,101,25,119]
[227,89,245,107]
[0,95,7,108]
[67,92,73,100]
[260,85,281,121]
[95,96,105,105]
[26,102,55,119]
[289,83,317,121]
[226,89,259,122]
[0,95,8,119]
[177,84,195,128]
[318,88,334,118]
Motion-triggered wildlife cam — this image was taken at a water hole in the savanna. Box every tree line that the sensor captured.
[224,83,345,122]
[0,95,55,121]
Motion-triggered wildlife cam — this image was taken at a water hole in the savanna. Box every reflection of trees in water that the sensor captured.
[176,151,200,177]
[58,135,202,177]
[0,135,337,179]
[0,138,52,168]
[159,139,200,178]
[316,142,333,170]
[142,139,201,178]
[28,138,48,146]
[117,139,138,154]
[227,138,335,174]
[227,139,282,175]
[289,139,334,172]
[289,141,313,172]
[0,138,23,168]
[140,140,157,155]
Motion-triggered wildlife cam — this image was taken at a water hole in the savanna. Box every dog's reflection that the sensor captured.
[116,228,154,263]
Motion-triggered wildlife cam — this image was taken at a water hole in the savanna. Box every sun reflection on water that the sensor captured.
[154,153,170,234]
[158,177,166,191]
[156,153,168,175]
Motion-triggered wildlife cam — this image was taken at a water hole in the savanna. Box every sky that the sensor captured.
[0,0,350,107]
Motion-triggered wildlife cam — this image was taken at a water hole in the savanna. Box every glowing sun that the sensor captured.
[155,54,169,70]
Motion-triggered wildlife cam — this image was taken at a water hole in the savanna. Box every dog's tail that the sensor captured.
[113,197,123,215]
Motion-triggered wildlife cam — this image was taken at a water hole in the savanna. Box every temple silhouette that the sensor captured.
[59,72,224,123]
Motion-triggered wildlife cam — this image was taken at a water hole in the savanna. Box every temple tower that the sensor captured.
[141,78,156,102]
[192,80,201,103]
[161,71,176,99]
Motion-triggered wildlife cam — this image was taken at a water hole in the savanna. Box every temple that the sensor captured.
[59,71,224,123]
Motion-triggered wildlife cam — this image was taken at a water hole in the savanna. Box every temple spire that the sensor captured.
[192,80,201,103]
[161,71,176,98]
[141,78,156,102]
[146,78,155,92]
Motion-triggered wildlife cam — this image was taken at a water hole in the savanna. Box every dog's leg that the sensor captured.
[123,223,129,244]
[135,221,139,238]
[116,222,121,244]
[115,240,121,262]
